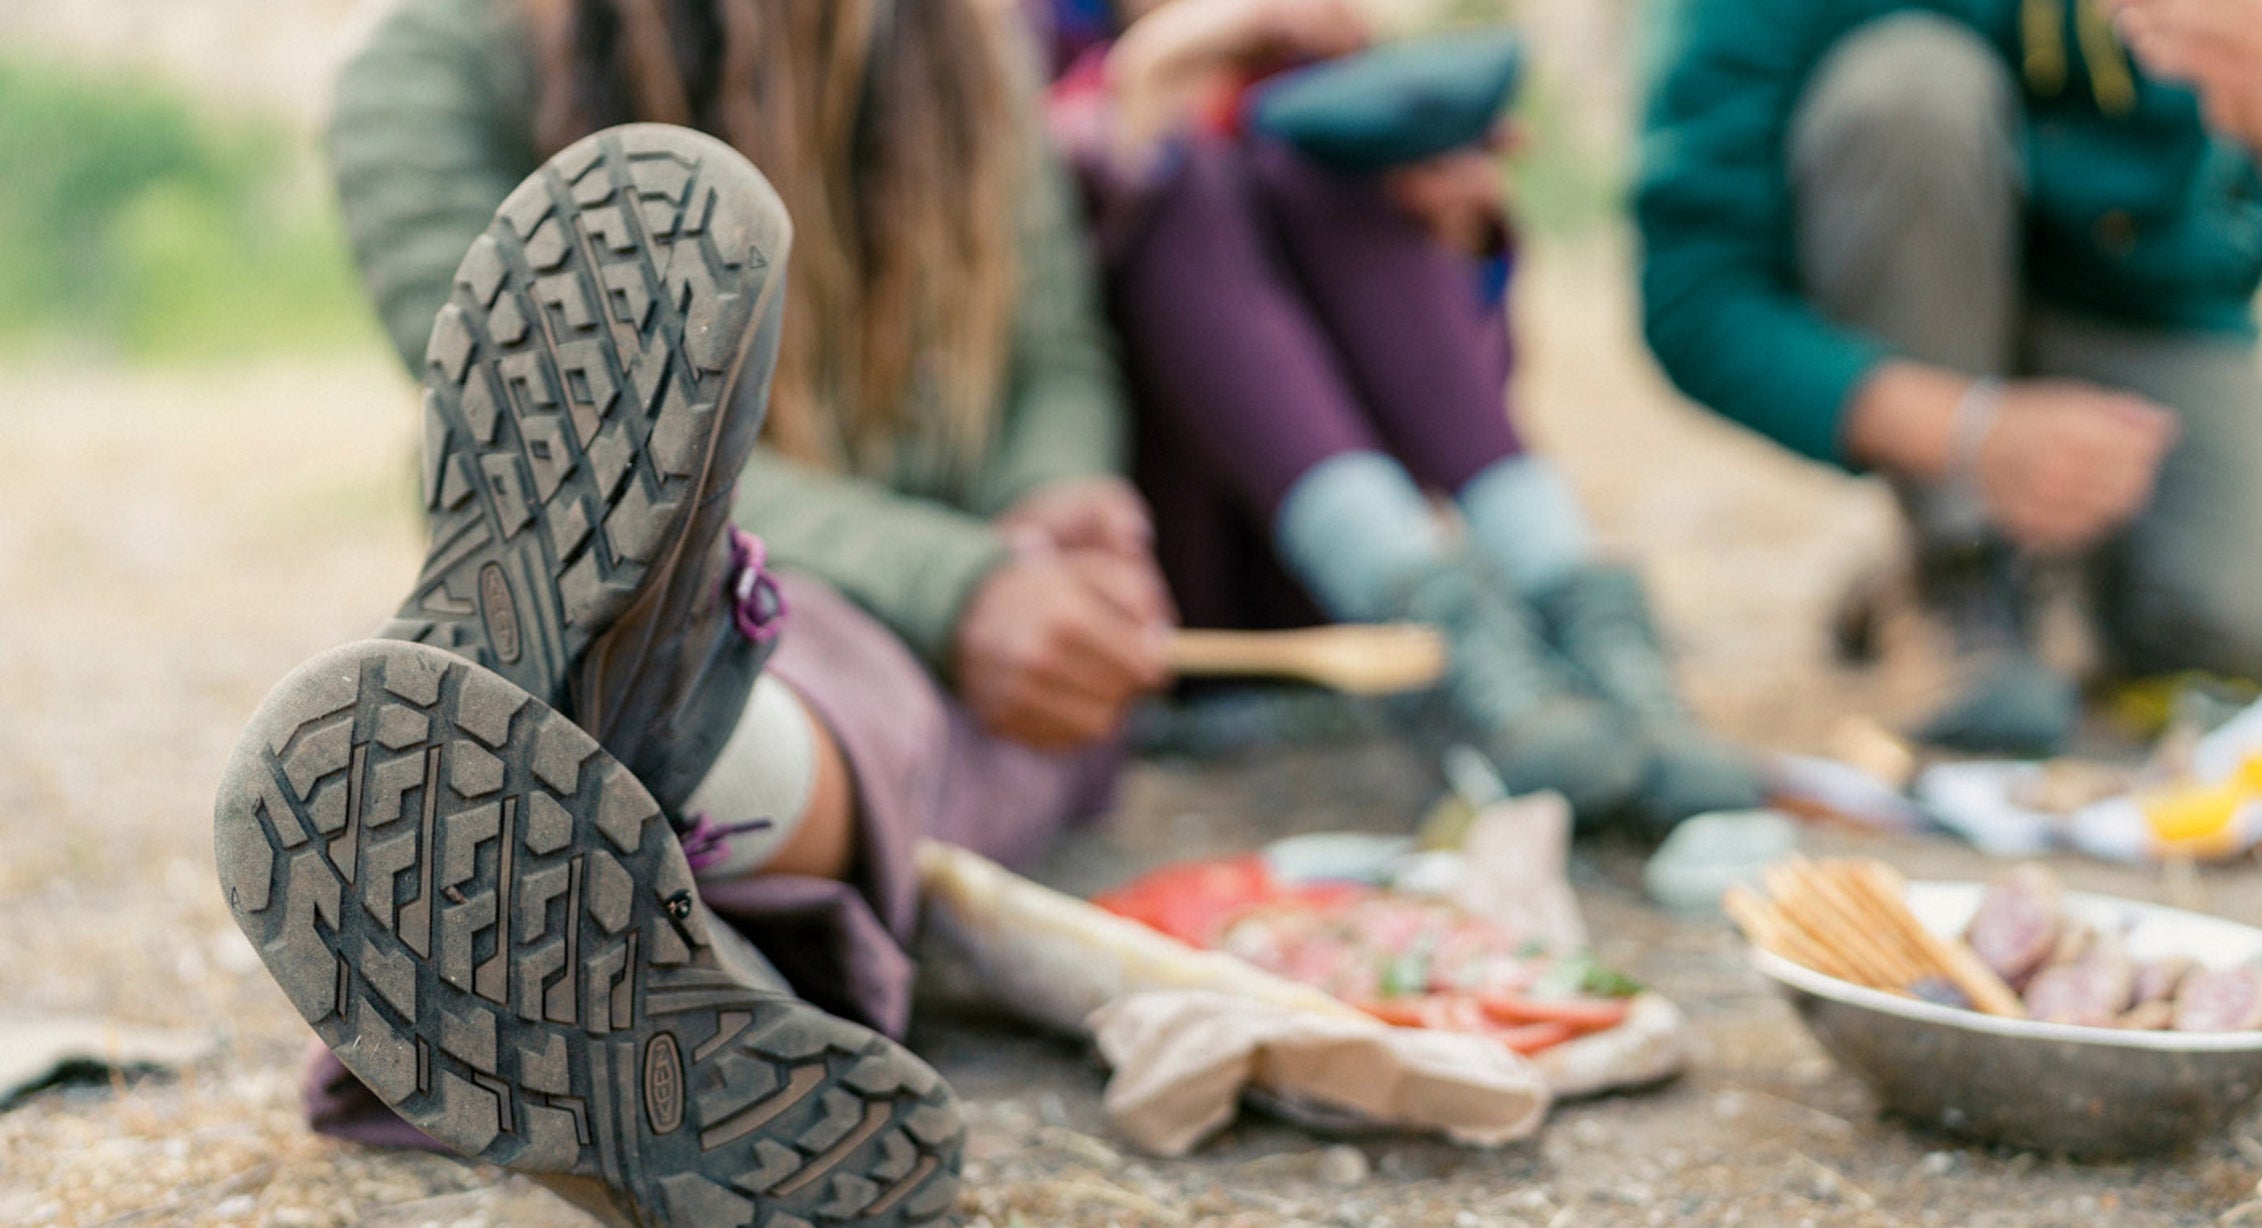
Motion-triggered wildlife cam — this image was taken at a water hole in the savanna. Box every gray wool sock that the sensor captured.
[1274,451,1449,623]
[680,674,819,881]
[1458,455,1596,596]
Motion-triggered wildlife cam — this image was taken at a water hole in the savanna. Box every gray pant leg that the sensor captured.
[1789,13,2024,545]
[2024,309,2262,677]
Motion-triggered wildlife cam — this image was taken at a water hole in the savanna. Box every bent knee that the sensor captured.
[1793,14,2015,174]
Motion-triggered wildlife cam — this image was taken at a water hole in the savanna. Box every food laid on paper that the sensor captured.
[1093,858,1639,1057]
[915,843,1361,1036]
[916,841,1557,1155]
[1730,858,2262,1032]
[914,794,1688,1154]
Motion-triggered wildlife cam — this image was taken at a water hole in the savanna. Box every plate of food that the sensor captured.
[1731,859,2262,1156]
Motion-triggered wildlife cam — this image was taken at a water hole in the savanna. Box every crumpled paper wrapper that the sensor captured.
[1090,989,1551,1156]
[917,812,1689,1153]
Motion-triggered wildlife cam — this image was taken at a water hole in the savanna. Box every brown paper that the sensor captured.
[1090,990,1551,1156]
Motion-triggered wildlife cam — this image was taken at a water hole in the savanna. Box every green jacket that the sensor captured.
[328,0,1129,669]
[1636,0,2262,465]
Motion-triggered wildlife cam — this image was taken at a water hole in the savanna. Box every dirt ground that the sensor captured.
[8,239,2262,1228]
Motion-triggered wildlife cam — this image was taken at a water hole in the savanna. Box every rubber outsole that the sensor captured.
[215,640,962,1227]
[385,124,786,712]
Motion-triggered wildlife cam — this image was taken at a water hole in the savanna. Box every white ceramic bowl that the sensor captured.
[1752,881,2262,1156]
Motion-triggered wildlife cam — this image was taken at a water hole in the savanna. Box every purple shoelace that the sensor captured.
[725,526,787,645]
[675,811,776,874]
[676,529,786,874]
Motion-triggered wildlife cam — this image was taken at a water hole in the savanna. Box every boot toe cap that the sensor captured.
[1487,703,1646,820]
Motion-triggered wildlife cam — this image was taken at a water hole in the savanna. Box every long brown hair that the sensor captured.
[522,0,1024,477]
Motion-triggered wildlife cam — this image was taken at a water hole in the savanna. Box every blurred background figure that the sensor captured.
[1028,0,1764,835]
[1639,0,2262,758]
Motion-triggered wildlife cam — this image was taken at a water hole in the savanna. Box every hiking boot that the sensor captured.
[215,639,963,1227]
[1398,556,1643,818]
[1534,565,1766,836]
[1912,543,2076,756]
[381,123,787,811]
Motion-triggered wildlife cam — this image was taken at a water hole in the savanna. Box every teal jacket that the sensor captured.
[328,0,1129,669]
[1636,0,2262,464]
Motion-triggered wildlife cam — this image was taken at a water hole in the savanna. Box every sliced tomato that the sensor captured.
[1353,998,1592,1055]
[1091,856,1278,945]
[1494,1020,1582,1054]
[1352,998,1432,1029]
[1476,994,1630,1031]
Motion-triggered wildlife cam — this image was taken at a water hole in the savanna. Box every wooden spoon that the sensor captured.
[1167,625,1448,695]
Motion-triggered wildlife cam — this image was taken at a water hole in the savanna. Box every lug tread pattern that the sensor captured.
[216,642,960,1227]
[394,127,777,711]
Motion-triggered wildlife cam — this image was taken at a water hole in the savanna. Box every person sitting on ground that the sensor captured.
[1028,0,1763,833]
[277,0,1178,1219]
[1637,0,2262,757]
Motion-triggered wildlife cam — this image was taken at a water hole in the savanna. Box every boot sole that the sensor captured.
[388,124,787,711]
[215,640,961,1226]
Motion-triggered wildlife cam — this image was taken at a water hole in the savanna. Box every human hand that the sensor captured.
[1972,380,2180,554]
[998,478,1179,630]
[952,551,1174,749]
[997,477,1157,560]
[1107,0,1369,159]
[2113,0,2262,151]
[1385,143,1512,255]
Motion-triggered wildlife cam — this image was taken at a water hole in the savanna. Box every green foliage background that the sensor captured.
[0,28,1618,365]
[0,59,372,363]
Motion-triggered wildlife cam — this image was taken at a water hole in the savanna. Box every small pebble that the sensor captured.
[1317,1145,1370,1187]
[1919,1151,1958,1177]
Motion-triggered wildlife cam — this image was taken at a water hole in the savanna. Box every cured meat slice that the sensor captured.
[2023,932,2134,1027]
[2133,956,2198,1006]
[2173,965,2262,1032]
[1964,864,2063,985]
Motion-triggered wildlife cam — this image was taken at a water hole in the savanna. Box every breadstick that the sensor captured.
[1726,887,1867,983]
[1818,860,1943,981]
[1728,886,1912,995]
[1764,863,1919,988]
[1844,860,2027,1018]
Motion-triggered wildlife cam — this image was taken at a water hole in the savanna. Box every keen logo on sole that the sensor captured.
[479,563,523,664]
[644,1032,685,1135]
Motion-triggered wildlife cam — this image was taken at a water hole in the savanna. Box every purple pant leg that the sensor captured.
[1246,140,1525,494]
[1106,135,1386,520]
[1133,408,1327,632]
